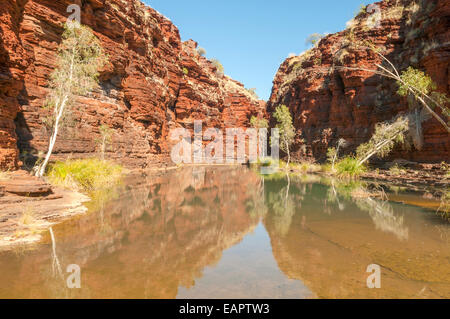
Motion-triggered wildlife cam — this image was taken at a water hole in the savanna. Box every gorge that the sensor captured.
[0,0,449,300]
[1,0,448,171]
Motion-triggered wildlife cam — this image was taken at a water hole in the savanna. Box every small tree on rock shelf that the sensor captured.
[34,22,107,177]
[273,105,295,168]
[327,138,348,171]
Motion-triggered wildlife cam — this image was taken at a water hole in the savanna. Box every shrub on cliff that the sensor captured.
[196,47,206,56]
[305,33,324,47]
[34,22,107,177]
[47,158,123,192]
[210,59,224,74]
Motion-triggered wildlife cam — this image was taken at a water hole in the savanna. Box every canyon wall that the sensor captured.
[0,0,265,170]
[268,0,449,163]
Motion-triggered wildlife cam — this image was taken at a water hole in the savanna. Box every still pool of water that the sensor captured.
[0,166,448,299]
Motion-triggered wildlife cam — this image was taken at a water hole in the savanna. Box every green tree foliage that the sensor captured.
[336,48,449,134]
[327,138,348,171]
[356,116,409,166]
[250,116,269,129]
[335,156,367,178]
[397,67,435,96]
[273,105,295,166]
[35,22,107,177]
[398,67,450,121]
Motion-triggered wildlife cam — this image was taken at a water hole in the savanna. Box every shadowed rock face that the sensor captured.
[268,0,449,163]
[0,0,265,170]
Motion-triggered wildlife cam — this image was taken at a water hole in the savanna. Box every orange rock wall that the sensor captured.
[268,0,449,163]
[0,0,265,169]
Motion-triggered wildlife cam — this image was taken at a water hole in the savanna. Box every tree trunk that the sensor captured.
[357,133,400,167]
[35,49,74,177]
[285,138,290,170]
[332,144,340,171]
[36,97,67,177]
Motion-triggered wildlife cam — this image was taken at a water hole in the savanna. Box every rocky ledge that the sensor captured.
[0,172,89,249]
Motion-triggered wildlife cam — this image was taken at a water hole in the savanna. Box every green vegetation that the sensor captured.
[47,158,123,192]
[438,191,450,221]
[35,22,107,177]
[356,4,367,17]
[397,67,436,97]
[250,116,268,129]
[356,116,409,166]
[326,138,348,172]
[182,67,189,75]
[210,59,224,74]
[389,164,407,176]
[397,67,450,121]
[337,49,450,133]
[322,117,408,178]
[335,157,367,178]
[273,105,296,167]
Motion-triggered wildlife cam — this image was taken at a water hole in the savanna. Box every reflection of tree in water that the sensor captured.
[264,173,297,237]
[245,175,268,219]
[0,166,263,298]
[356,197,409,241]
[325,180,346,213]
[324,178,409,241]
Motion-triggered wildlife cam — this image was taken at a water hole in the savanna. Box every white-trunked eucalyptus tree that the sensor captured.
[34,21,107,177]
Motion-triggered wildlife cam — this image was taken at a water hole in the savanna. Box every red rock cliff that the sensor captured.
[0,0,265,170]
[268,0,449,163]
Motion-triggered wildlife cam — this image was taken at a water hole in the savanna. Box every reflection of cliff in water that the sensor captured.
[263,177,450,299]
[0,166,263,298]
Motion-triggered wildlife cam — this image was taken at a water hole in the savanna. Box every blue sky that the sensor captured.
[145,0,374,100]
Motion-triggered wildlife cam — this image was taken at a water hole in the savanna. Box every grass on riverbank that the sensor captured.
[46,158,123,193]
[333,157,367,178]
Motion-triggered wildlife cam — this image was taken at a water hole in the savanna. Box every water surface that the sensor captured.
[0,166,448,299]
